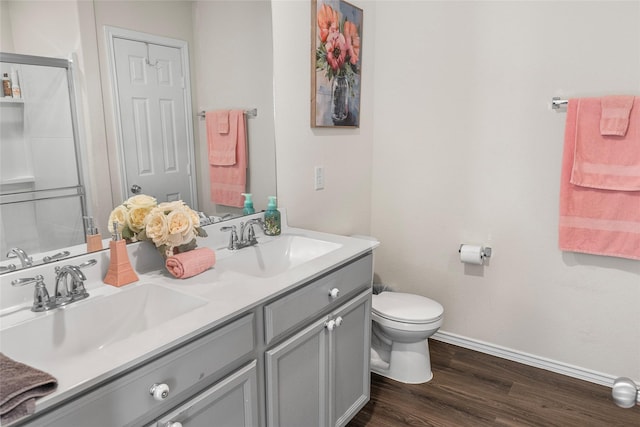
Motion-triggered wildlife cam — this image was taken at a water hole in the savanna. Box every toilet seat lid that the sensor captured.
[372,292,444,323]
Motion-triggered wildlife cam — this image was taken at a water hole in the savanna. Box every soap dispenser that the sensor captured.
[242,193,255,215]
[263,196,281,236]
[103,221,138,287]
[84,216,103,253]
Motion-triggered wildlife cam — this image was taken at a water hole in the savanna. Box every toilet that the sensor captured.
[370,291,444,384]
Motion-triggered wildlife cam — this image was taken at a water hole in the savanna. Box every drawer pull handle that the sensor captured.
[325,319,336,331]
[328,288,340,298]
[150,383,170,401]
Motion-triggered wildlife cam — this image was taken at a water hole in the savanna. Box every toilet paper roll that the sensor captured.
[460,245,484,265]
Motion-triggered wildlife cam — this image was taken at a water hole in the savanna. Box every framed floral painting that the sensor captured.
[311,0,363,128]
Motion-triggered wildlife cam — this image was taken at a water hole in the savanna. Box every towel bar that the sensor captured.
[551,97,568,110]
[197,108,257,119]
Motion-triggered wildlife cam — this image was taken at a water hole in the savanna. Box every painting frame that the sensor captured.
[311,0,363,128]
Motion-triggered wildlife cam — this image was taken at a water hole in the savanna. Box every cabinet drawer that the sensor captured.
[29,313,256,427]
[264,254,372,345]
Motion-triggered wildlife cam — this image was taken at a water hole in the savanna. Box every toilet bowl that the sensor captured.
[370,291,444,384]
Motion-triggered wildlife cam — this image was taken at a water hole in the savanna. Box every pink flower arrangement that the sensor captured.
[315,2,361,83]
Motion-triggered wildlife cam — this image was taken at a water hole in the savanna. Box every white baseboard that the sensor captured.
[432,331,617,388]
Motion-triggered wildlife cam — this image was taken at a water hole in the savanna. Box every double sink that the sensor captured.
[0,233,342,374]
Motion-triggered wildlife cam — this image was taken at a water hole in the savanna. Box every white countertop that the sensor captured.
[0,214,378,417]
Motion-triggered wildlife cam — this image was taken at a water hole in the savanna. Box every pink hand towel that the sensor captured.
[206,110,237,166]
[559,99,640,260]
[600,95,635,136]
[571,97,640,191]
[217,110,230,134]
[165,247,216,279]
[209,110,247,208]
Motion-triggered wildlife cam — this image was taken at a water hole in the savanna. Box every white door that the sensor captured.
[112,37,195,206]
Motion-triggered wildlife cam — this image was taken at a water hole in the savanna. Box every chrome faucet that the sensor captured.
[6,247,32,268]
[240,219,264,246]
[11,259,96,312]
[221,219,264,250]
[54,264,86,305]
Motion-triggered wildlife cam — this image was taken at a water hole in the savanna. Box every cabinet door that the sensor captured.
[153,361,258,427]
[330,290,372,427]
[265,316,330,427]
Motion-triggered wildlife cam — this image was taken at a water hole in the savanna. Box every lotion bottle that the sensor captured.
[2,73,11,97]
[263,196,281,236]
[242,193,255,215]
[84,216,103,253]
[10,69,20,99]
[103,221,138,287]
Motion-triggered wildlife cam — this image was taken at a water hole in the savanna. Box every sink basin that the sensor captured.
[218,235,342,278]
[0,285,207,365]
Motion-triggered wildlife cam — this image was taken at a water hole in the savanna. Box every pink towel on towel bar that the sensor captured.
[559,99,640,260]
[206,110,237,166]
[571,97,640,191]
[165,247,216,279]
[208,110,247,207]
[217,110,230,134]
[600,95,635,136]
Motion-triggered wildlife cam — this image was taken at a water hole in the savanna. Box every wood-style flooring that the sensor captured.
[347,339,640,426]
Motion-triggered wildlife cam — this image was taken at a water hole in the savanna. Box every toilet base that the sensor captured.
[371,339,434,384]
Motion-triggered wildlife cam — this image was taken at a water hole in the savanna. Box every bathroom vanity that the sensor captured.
[0,215,376,427]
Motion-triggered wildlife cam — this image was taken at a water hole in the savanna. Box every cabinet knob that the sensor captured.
[325,319,336,331]
[328,288,340,298]
[150,383,170,401]
[335,316,343,327]
[167,422,183,427]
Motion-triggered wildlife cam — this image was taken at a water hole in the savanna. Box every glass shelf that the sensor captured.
[0,97,24,104]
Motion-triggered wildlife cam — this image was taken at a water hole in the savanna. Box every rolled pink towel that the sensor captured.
[165,247,216,279]
[600,95,635,136]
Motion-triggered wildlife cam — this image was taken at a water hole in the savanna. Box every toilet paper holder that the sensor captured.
[458,244,492,259]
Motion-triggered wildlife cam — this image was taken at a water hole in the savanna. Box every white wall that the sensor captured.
[368,1,640,382]
[273,0,639,382]
[272,0,375,236]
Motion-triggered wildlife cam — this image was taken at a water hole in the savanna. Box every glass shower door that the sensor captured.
[0,53,87,266]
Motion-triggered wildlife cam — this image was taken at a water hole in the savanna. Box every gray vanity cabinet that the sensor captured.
[265,289,371,427]
[16,252,374,427]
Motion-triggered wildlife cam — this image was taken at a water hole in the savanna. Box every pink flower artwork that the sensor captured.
[311,0,363,128]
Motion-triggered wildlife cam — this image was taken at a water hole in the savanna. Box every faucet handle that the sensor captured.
[11,275,54,312]
[221,225,239,250]
[73,259,96,300]
[42,250,71,263]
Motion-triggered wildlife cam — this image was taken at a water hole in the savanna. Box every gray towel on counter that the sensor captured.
[0,353,57,424]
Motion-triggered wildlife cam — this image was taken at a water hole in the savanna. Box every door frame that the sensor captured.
[104,25,197,208]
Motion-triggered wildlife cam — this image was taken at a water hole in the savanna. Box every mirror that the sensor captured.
[0,0,277,272]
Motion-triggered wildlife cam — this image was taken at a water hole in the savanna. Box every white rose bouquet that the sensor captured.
[144,200,208,258]
[108,194,158,242]
[107,195,207,257]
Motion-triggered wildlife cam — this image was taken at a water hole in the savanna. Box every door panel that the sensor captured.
[113,37,194,206]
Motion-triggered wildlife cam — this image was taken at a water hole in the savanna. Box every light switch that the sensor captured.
[314,166,325,190]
